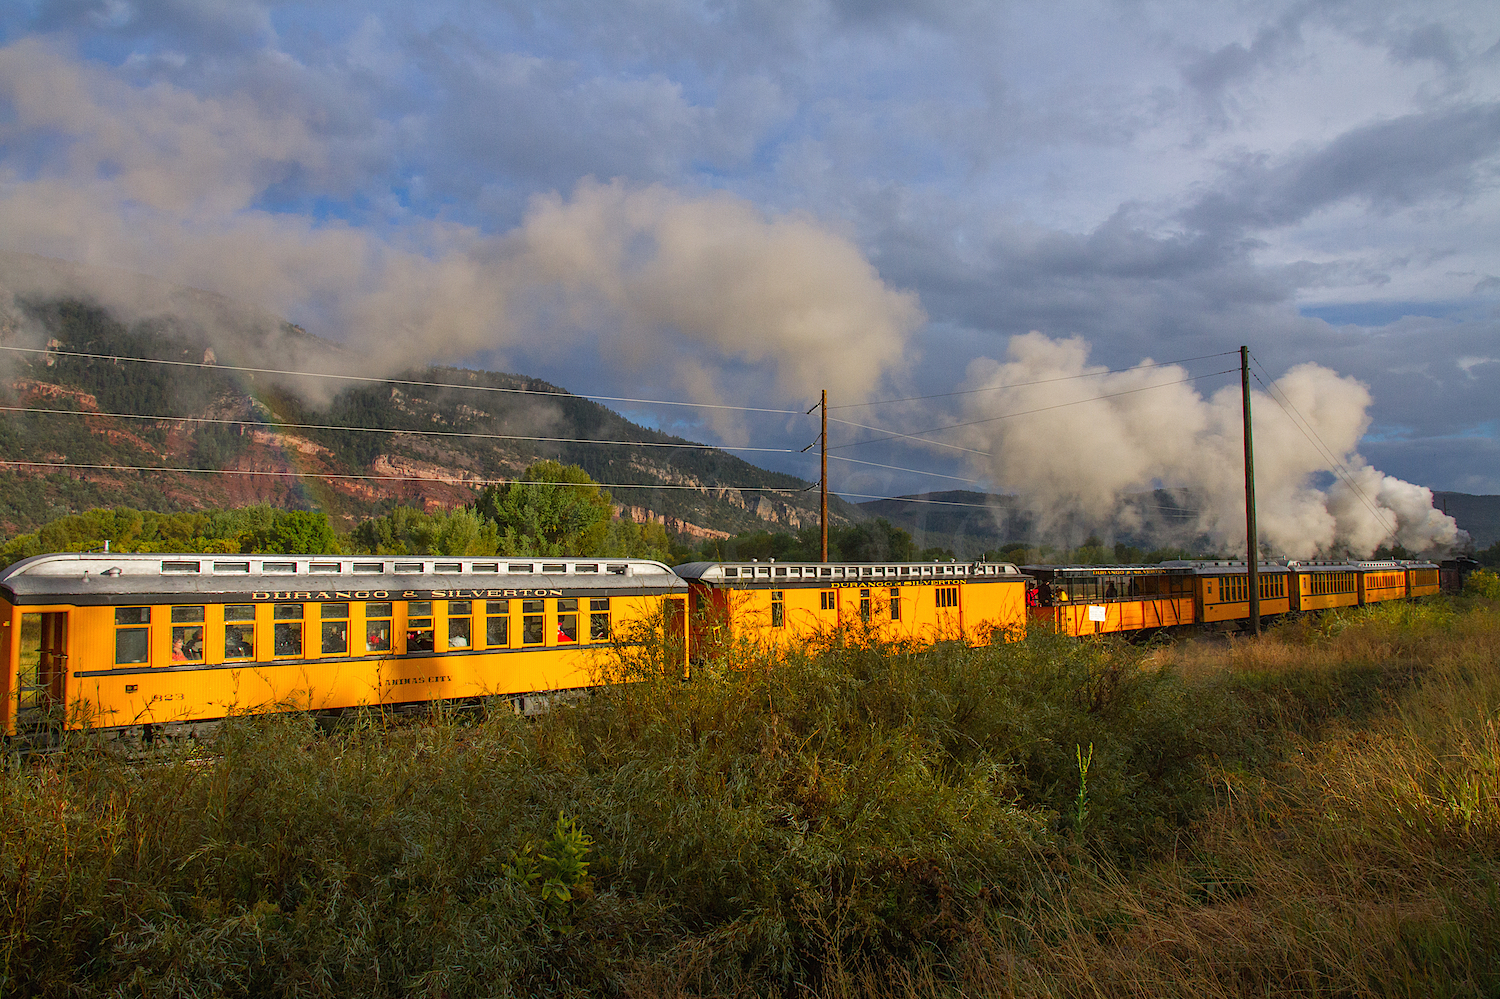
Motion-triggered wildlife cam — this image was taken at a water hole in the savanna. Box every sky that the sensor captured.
[0,0,1497,546]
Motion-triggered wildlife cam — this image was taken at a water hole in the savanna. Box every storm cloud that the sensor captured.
[0,0,1496,511]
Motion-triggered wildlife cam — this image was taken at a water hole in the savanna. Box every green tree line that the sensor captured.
[0,462,672,568]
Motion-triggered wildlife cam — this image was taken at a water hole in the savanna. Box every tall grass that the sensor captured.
[4,597,1499,997]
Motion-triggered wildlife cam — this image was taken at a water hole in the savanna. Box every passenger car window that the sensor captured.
[447,601,472,649]
[115,606,150,665]
[170,606,205,663]
[224,605,255,659]
[406,601,435,652]
[522,599,544,645]
[485,600,509,647]
[273,604,303,657]
[321,603,349,655]
[365,602,392,652]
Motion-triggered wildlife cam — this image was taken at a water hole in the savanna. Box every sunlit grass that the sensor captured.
[4,596,1499,997]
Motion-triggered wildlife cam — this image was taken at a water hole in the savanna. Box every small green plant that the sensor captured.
[504,812,593,932]
[1074,742,1093,837]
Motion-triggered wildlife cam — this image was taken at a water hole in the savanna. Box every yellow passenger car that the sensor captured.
[1403,560,1441,598]
[1159,560,1293,624]
[1022,565,1197,636]
[1355,560,1411,605]
[2,553,687,738]
[1287,561,1360,612]
[673,560,1029,657]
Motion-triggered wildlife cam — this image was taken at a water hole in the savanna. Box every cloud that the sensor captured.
[1182,15,1304,96]
[1180,102,1500,236]
[0,40,921,418]
[947,333,1463,556]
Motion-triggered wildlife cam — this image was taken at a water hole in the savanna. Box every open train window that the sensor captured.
[589,598,610,641]
[556,599,578,642]
[406,601,434,652]
[170,606,205,663]
[447,601,472,649]
[890,588,901,620]
[365,602,392,652]
[821,591,835,611]
[859,589,871,622]
[771,591,785,628]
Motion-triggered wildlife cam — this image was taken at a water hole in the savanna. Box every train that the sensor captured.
[1,553,690,740]
[0,550,1442,740]
[1023,558,1440,637]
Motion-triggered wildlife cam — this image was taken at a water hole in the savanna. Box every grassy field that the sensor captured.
[4,596,1499,997]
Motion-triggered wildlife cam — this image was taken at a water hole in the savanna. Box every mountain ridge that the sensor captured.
[0,284,863,538]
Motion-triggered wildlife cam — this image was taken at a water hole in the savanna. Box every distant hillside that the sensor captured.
[0,281,863,538]
[1433,492,1500,549]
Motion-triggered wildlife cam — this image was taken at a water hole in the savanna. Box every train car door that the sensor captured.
[665,597,688,677]
[16,610,68,729]
[686,585,731,664]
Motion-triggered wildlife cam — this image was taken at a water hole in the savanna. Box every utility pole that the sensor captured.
[1241,345,1260,635]
[805,390,829,562]
[821,389,828,562]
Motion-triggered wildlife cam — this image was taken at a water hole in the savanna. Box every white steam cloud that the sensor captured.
[954,334,1463,558]
[0,39,920,418]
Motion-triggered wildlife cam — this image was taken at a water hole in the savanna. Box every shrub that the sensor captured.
[1465,568,1500,600]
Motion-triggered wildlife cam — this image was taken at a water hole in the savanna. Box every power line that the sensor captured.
[1,405,997,502]
[826,453,981,483]
[0,405,799,456]
[0,459,806,494]
[831,368,1240,452]
[0,404,991,493]
[1246,356,1398,542]
[836,492,1002,509]
[0,344,805,415]
[0,349,1007,493]
[826,414,991,456]
[1246,357,1395,538]
[843,492,1203,518]
[828,351,1240,410]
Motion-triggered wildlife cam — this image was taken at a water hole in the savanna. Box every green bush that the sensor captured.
[1465,568,1500,600]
